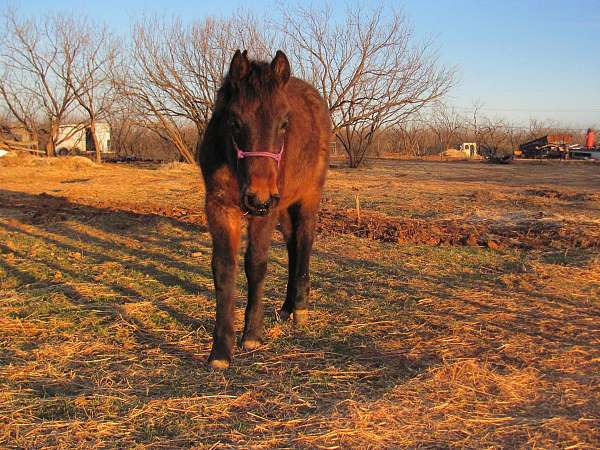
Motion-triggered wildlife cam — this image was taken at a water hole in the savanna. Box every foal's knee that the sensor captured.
[244,257,268,282]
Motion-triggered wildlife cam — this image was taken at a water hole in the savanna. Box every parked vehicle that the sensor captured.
[56,123,111,157]
[480,144,514,163]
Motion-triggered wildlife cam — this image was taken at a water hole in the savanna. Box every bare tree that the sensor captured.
[429,104,465,153]
[70,24,121,162]
[0,72,40,146]
[468,99,484,144]
[394,119,437,157]
[124,13,273,163]
[526,118,556,141]
[478,117,511,149]
[279,3,455,167]
[503,122,526,151]
[0,10,88,156]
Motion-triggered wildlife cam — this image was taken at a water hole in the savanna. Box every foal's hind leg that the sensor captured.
[279,202,317,326]
[241,214,277,350]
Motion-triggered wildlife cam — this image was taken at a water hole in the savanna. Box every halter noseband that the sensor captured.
[234,138,284,168]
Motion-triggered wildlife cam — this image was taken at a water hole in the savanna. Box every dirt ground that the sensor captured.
[0,156,599,448]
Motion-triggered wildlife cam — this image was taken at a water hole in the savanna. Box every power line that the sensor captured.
[500,124,591,132]
[400,117,596,133]
[450,106,600,114]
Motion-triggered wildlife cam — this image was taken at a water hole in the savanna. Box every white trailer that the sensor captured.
[459,142,478,158]
[56,123,111,156]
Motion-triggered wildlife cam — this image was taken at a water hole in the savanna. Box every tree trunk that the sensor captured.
[90,120,102,163]
[174,140,194,164]
[347,149,355,168]
[349,150,359,168]
[31,129,40,152]
[46,120,58,157]
[156,116,195,164]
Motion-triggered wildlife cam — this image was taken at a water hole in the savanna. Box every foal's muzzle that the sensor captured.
[242,191,280,216]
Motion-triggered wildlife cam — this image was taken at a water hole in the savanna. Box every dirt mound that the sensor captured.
[525,189,600,202]
[318,208,476,246]
[2,192,88,224]
[317,207,600,251]
[1,191,208,233]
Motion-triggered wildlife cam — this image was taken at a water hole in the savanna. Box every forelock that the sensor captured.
[233,61,279,101]
[215,59,283,114]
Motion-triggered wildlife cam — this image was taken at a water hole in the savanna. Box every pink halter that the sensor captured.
[234,138,284,168]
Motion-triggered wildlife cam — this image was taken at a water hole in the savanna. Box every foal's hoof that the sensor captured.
[293,309,308,326]
[241,339,262,351]
[279,309,308,326]
[208,358,230,370]
[278,309,292,322]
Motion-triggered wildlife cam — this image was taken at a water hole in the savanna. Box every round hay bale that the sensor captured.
[0,151,18,167]
[55,156,97,169]
[30,156,53,167]
[0,151,43,167]
[442,148,468,159]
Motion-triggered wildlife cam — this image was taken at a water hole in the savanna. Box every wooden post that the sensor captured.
[355,193,361,224]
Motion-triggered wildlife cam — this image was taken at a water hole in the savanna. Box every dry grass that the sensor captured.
[0,159,599,448]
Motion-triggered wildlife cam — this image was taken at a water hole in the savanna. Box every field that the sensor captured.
[1,157,599,448]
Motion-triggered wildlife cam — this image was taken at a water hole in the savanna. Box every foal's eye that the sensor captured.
[280,118,289,131]
[229,117,241,132]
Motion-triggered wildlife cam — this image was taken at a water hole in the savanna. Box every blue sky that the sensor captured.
[9,0,600,128]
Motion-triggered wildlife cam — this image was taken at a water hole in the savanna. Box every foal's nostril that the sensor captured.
[246,193,257,207]
[244,192,258,210]
[244,192,268,210]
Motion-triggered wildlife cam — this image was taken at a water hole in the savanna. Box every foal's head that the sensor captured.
[220,50,291,216]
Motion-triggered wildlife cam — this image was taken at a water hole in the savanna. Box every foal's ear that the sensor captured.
[228,49,250,84]
[271,50,290,85]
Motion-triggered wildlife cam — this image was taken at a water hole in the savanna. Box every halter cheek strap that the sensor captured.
[234,139,284,168]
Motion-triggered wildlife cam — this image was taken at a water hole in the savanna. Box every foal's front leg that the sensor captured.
[241,214,277,350]
[207,204,241,369]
